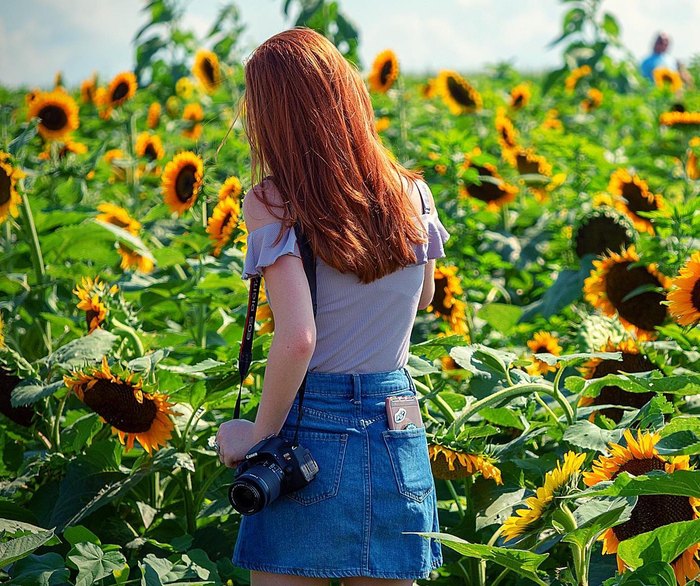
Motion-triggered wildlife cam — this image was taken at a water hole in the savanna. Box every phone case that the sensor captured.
[385,395,424,430]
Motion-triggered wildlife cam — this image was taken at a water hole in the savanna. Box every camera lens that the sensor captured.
[229,483,264,514]
[229,463,283,515]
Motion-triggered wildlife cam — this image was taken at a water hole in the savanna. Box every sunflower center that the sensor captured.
[612,457,695,542]
[38,104,68,131]
[604,261,667,331]
[112,82,130,102]
[145,143,158,161]
[516,154,540,175]
[574,215,633,259]
[513,94,524,107]
[432,275,449,314]
[86,309,100,329]
[203,58,216,85]
[175,164,198,202]
[0,167,11,205]
[691,279,700,312]
[379,60,394,86]
[446,77,476,107]
[621,182,657,215]
[469,165,507,202]
[83,379,157,433]
[0,368,34,427]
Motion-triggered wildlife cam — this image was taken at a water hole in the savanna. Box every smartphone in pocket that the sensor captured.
[385,395,424,430]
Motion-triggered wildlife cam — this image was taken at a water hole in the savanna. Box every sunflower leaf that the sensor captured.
[562,499,632,550]
[573,372,700,398]
[655,431,700,456]
[11,379,65,407]
[92,220,155,262]
[450,344,518,378]
[0,529,57,567]
[617,518,700,570]
[44,329,118,371]
[619,283,663,304]
[570,470,700,499]
[603,561,677,586]
[534,350,621,367]
[8,120,38,156]
[412,533,548,586]
[563,420,623,453]
[66,541,127,586]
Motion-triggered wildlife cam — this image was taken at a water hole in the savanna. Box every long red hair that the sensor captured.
[243,28,426,284]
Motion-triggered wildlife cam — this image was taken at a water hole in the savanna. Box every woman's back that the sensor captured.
[242,176,449,373]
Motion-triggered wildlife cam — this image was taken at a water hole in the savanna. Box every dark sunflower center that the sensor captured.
[0,369,34,427]
[604,261,667,331]
[145,143,158,161]
[574,215,634,259]
[671,103,686,113]
[516,154,540,175]
[379,60,394,86]
[621,182,657,215]
[110,216,130,229]
[500,126,516,148]
[112,82,130,102]
[446,77,476,108]
[533,345,548,354]
[39,104,68,131]
[469,165,507,202]
[590,352,658,422]
[432,275,449,314]
[86,309,100,329]
[175,164,198,202]
[692,279,700,312]
[513,93,524,107]
[612,457,695,542]
[0,167,11,205]
[82,379,157,433]
[220,212,234,233]
[203,58,216,85]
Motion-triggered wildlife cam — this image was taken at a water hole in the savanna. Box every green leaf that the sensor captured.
[534,350,621,367]
[8,120,39,155]
[63,525,101,546]
[93,219,155,262]
[573,470,700,499]
[476,303,522,334]
[617,518,700,569]
[450,344,518,378]
[0,529,56,566]
[415,532,548,586]
[410,335,466,361]
[656,431,700,456]
[602,13,620,38]
[563,420,623,453]
[45,329,118,370]
[519,260,593,320]
[11,379,64,407]
[572,372,700,398]
[563,499,632,550]
[158,358,225,376]
[7,552,70,586]
[66,541,127,586]
[406,353,439,376]
[604,561,676,586]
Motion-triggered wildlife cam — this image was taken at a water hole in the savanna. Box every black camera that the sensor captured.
[228,434,319,515]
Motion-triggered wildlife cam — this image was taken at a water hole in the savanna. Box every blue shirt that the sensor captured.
[640,52,676,81]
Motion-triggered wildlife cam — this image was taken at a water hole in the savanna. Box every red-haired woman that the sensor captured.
[216,28,448,586]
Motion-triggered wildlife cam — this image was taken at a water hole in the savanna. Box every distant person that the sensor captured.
[641,32,692,86]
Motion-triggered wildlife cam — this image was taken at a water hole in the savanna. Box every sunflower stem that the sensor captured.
[444,479,465,519]
[51,391,69,452]
[478,526,504,586]
[534,392,565,431]
[413,378,456,423]
[111,317,144,357]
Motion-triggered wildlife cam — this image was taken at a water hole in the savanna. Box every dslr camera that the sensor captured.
[228,434,319,515]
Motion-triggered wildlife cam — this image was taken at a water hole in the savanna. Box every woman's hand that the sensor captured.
[215,419,259,468]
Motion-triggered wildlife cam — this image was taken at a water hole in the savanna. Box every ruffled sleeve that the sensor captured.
[414,213,450,264]
[242,222,301,280]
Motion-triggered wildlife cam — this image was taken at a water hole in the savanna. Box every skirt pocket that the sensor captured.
[382,427,434,503]
[278,429,348,506]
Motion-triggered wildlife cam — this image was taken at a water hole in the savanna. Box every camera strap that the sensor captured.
[234,222,317,447]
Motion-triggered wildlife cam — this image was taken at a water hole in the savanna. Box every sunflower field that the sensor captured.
[2,0,700,584]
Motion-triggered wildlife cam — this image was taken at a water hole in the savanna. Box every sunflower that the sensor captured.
[147,102,161,130]
[182,103,204,140]
[583,430,700,585]
[421,78,437,99]
[27,90,79,141]
[0,313,4,349]
[686,137,700,180]
[103,71,138,111]
[96,202,141,235]
[0,367,34,427]
[495,108,519,163]
[162,151,204,215]
[582,88,603,111]
[583,245,671,340]
[176,77,195,100]
[64,356,175,454]
[207,195,240,256]
[135,132,165,162]
[257,281,274,335]
[573,207,636,259]
[565,65,592,93]
[578,338,661,423]
[117,243,155,274]
[368,50,399,93]
[375,117,391,133]
[653,67,683,93]
[525,331,562,376]
[607,169,665,235]
[502,452,586,542]
[428,265,469,336]
[437,70,482,115]
[192,49,221,93]
[666,250,700,327]
[73,276,117,333]
[509,83,531,109]
[0,152,25,224]
[512,148,563,202]
[25,89,40,105]
[103,149,127,182]
[218,176,243,202]
[541,108,563,131]
[459,148,517,210]
[659,111,700,127]
[80,73,98,104]
[38,140,88,161]
[428,443,502,484]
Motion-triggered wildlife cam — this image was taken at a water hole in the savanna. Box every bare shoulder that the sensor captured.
[242,178,288,232]
[404,176,436,216]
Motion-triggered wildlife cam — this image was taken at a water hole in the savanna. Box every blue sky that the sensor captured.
[1,0,699,88]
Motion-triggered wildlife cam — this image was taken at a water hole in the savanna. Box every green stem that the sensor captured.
[148,235,188,280]
[111,317,144,356]
[194,464,227,513]
[413,379,456,423]
[559,504,586,586]
[444,479,465,519]
[534,392,565,431]
[51,392,69,451]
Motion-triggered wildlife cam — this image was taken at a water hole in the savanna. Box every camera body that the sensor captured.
[228,433,319,515]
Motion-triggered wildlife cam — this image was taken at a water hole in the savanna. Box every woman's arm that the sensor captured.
[418,258,436,310]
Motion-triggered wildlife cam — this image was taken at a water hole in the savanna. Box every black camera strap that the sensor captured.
[234,222,317,447]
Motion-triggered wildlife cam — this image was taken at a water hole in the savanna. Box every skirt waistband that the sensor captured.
[302,368,414,398]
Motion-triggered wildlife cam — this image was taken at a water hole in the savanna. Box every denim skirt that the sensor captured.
[232,368,443,579]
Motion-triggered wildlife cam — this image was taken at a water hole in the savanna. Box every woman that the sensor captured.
[215,28,449,586]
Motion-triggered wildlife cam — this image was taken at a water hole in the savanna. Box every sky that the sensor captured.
[1,0,699,88]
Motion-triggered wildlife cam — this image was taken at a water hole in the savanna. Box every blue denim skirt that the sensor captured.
[232,368,443,579]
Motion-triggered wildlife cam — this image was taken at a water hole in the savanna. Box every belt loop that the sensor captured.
[352,373,361,404]
[403,367,416,394]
